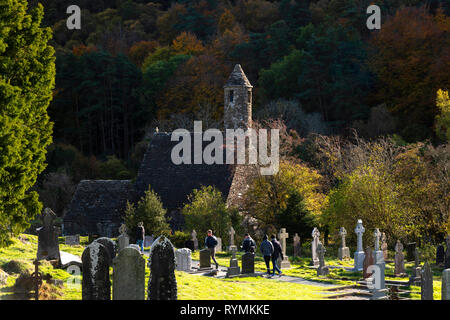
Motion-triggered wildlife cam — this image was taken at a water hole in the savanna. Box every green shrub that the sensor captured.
[124,186,171,242]
[169,231,191,249]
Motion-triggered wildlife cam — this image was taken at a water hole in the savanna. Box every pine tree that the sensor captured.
[0,0,55,246]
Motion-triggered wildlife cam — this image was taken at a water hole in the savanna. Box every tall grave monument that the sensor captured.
[338,227,350,260]
[354,219,365,271]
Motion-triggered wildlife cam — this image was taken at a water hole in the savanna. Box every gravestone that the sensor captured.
[373,228,384,265]
[144,235,154,248]
[226,246,240,277]
[215,237,222,252]
[184,240,195,251]
[436,244,445,266]
[112,247,145,300]
[311,227,320,266]
[117,224,129,252]
[354,219,366,271]
[81,241,111,300]
[363,247,375,279]
[410,247,422,285]
[370,262,388,300]
[65,234,80,246]
[94,237,116,265]
[241,252,255,274]
[278,228,291,268]
[338,227,350,260]
[316,242,329,276]
[199,248,212,270]
[442,269,450,300]
[381,232,388,260]
[421,262,433,300]
[228,227,235,251]
[191,230,198,250]
[394,240,406,277]
[37,208,61,262]
[147,236,177,300]
[445,235,450,269]
[128,244,140,252]
[175,248,192,272]
[293,233,301,258]
[406,242,416,262]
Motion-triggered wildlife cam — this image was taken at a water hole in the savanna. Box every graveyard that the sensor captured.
[0,224,447,300]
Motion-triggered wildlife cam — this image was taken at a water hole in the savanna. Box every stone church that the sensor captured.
[63,64,257,237]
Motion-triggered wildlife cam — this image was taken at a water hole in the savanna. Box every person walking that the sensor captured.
[136,222,145,253]
[205,229,219,269]
[242,233,256,253]
[270,234,283,276]
[260,235,274,275]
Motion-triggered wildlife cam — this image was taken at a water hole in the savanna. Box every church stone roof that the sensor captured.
[135,132,237,210]
[64,180,137,237]
[224,64,252,87]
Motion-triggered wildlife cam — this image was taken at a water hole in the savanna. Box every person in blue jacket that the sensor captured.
[205,229,219,269]
[271,234,284,276]
[260,235,274,275]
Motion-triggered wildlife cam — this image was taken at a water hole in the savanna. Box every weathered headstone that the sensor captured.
[406,242,416,262]
[65,234,80,246]
[370,262,387,300]
[311,227,320,266]
[144,235,154,248]
[241,252,255,274]
[445,235,450,269]
[175,248,192,272]
[410,249,422,285]
[37,208,61,262]
[215,237,222,252]
[128,244,141,252]
[436,244,445,267]
[94,237,116,265]
[316,242,329,276]
[394,240,406,277]
[226,246,240,277]
[421,262,433,300]
[338,227,350,260]
[278,228,291,268]
[147,236,177,300]
[293,233,301,258]
[228,227,235,251]
[81,241,111,300]
[117,224,129,252]
[199,248,211,270]
[112,247,145,300]
[191,230,198,250]
[381,232,388,260]
[373,228,384,265]
[442,269,450,300]
[354,219,365,271]
[363,247,375,279]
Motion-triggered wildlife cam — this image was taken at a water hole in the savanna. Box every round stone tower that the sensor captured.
[223,64,252,130]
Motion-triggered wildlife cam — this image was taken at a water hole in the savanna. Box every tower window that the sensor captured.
[229,90,234,102]
[248,90,251,103]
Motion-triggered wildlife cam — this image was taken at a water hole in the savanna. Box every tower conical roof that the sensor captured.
[224,64,252,87]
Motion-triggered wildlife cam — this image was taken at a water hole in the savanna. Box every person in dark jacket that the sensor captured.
[136,222,145,253]
[260,235,274,275]
[270,235,283,276]
[205,230,219,269]
[242,233,256,253]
